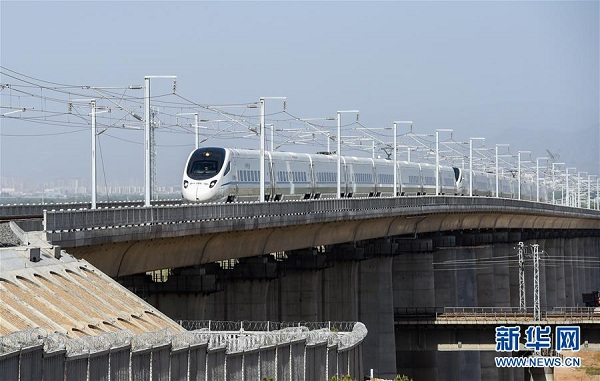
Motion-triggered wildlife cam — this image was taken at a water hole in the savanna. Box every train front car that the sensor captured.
[182,147,230,202]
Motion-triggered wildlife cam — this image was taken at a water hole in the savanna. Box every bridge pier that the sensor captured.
[392,251,434,309]
[564,238,576,305]
[359,255,397,378]
[322,260,359,321]
[544,238,558,309]
[118,231,600,381]
[476,246,494,307]
[434,247,458,306]
[529,365,554,381]
[492,243,511,307]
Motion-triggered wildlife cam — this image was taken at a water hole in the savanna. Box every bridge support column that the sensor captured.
[358,256,396,378]
[537,238,548,311]
[279,270,321,321]
[543,238,559,309]
[460,352,482,381]
[436,353,458,380]
[584,237,593,294]
[475,246,494,307]
[529,365,554,381]
[392,251,434,309]
[492,244,511,307]
[591,236,600,293]
[554,237,567,307]
[435,247,458,306]
[456,247,477,306]
[564,238,576,305]
[322,261,359,321]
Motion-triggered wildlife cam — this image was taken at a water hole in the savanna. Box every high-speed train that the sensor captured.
[182,147,544,203]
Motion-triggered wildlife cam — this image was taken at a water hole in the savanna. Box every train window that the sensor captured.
[190,161,217,175]
[187,148,226,180]
[224,162,231,176]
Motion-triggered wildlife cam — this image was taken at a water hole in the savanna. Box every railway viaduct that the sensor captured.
[4,196,600,380]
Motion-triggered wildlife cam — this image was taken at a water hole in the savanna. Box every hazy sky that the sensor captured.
[1,1,598,189]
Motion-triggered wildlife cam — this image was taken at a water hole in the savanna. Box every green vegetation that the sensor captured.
[395,375,413,381]
[585,367,600,375]
[330,374,354,381]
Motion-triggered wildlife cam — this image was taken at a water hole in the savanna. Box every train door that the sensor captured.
[230,150,240,200]
[341,157,350,197]
[369,158,377,196]
[420,164,436,195]
[307,155,316,197]
[266,151,274,200]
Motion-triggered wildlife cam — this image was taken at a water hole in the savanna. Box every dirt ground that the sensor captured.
[370,352,600,381]
[554,351,600,381]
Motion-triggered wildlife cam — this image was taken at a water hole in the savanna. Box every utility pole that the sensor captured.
[532,244,541,322]
[91,101,97,209]
[259,97,286,202]
[144,75,177,207]
[517,242,526,312]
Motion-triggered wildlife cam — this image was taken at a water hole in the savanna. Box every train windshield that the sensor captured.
[187,148,226,180]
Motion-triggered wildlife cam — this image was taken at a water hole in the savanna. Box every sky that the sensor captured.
[0,1,598,191]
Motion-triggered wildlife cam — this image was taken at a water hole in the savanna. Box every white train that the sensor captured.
[182,147,545,203]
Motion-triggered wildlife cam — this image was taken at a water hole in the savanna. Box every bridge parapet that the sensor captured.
[44,196,600,234]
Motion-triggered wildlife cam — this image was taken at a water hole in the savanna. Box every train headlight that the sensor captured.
[183,180,189,189]
[209,180,217,188]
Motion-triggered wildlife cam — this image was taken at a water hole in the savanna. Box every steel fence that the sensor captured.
[0,322,367,381]
[44,196,599,233]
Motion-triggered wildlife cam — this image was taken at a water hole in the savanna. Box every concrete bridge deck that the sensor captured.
[34,196,600,277]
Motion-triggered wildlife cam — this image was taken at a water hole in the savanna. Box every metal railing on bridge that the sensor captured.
[0,199,184,220]
[178,320,358,332]
[394,306,600,324]
[41,196,600,233]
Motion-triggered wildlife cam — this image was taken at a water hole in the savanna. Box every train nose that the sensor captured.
[194,180,218,202]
